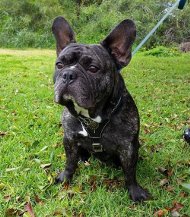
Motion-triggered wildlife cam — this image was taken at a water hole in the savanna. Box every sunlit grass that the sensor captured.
[0,49,190,216]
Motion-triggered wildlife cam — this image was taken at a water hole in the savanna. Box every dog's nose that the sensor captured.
[62,71,77,84]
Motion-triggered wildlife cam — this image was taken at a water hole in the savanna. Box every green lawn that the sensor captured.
[0,49,190,217]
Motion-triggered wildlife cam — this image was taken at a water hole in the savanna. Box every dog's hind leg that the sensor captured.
[118,138,150,202]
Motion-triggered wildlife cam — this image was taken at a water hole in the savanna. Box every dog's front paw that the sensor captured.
[128,185,150,202]
[55,170,73,184]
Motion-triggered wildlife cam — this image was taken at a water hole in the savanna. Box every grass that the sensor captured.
[0,48,190,217]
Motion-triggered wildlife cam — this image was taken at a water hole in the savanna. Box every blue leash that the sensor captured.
[132,0,187,56]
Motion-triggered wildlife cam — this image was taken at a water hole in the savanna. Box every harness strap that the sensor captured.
[78,97,122,152]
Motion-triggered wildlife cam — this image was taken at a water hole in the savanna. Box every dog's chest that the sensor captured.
[77,120,118,154]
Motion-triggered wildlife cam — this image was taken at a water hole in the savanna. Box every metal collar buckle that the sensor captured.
[92,143,103,152]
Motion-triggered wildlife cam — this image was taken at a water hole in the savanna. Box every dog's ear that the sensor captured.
[101,19,136,69]
[52,16,76,56]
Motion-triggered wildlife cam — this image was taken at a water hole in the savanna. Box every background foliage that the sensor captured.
[0,0,190,48]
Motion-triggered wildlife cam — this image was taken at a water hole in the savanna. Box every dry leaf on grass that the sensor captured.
[25,202,35,217]
[40,163,51,169]
[159,178,169,186]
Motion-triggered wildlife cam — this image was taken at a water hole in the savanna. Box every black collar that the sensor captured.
[77,96,122,152]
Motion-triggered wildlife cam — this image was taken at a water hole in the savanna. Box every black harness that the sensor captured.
[77,97,122,152]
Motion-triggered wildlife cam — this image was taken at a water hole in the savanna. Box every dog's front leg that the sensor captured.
[55,137,79,184]
[119,141,150,202]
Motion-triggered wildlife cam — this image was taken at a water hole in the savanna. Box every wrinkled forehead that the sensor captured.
[58,43,112,65]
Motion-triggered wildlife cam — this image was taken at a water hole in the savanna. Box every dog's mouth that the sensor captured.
[55,92,97,119]
[54,88,94,109]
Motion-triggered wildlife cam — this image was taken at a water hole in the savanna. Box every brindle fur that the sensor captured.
[52,16,150,202]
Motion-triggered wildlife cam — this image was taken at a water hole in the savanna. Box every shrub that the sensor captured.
[0,0,189,48]
[143,46,181,57]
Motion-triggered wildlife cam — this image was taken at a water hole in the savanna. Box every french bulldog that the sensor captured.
[52,16,150,202]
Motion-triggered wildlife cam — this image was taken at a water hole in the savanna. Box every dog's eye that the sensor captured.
[56,63,64,69]
[88,65,99,73]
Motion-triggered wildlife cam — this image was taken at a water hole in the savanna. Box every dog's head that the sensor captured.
[52,17,136,117]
